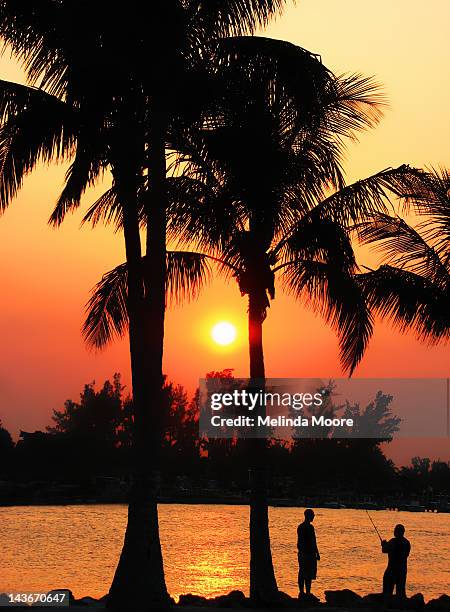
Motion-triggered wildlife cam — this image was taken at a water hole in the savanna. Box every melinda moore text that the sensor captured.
[210,389,325,411]
[211,415,353,427]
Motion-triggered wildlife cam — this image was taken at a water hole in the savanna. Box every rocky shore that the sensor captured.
[2,589,449,610]
[175,591,450,610]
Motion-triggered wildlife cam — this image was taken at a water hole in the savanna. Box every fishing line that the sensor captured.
[366,509,383,542]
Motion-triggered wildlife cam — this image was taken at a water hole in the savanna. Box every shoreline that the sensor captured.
[0,498,449,512]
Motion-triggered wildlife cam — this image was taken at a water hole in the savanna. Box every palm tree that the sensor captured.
[356,167,450,342]
[0,2,304,607]
[80,50,427,600]
[0,73,169,605]
[162,71,428,601]
[167,76,366,601]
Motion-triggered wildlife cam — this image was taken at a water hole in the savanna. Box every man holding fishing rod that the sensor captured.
[367,512,411,601]
[381,524,411,600]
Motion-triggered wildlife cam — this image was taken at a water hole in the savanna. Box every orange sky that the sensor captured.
[0,0,449,464]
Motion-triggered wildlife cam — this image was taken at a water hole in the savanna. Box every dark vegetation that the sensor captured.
[1,374,448,505]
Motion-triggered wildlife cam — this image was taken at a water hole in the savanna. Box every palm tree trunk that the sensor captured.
[143,102,167,405]
[248,291,279,603]
[107,162,169,609]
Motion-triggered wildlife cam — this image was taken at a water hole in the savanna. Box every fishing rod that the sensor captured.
[366,509,383,542]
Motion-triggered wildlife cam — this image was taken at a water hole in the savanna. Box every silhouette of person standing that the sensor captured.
[297,508,320,598]
[381,524,411,600]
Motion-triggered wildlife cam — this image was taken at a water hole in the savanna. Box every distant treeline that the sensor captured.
[0,374,449,498]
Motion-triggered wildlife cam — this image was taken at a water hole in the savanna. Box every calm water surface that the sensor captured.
[0,505,448,601]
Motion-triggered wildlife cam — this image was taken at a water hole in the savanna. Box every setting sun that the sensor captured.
[211,321,237,346]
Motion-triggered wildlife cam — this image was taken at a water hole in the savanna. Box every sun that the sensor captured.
[211,321,237,346]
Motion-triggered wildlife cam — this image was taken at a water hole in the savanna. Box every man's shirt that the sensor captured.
[382,537,411,570]
[297,522,318,555]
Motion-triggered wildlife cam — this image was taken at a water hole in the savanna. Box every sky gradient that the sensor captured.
[1,0,449,464]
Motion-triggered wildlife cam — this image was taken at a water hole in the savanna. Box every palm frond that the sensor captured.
[273,213,356,271]
[287,130,345,193]
[275,216,372,374]
[49,122,106,226]
[312,165,427,226]
[210,46,386,147]
[281,259,373,375]
[0,79,58,121]
[166,250,213,305]
[210,36,338,148]
[83,262,129,350]
[358,265,450,343]
[166,175,246,254]
[84,251,213,349]
[357,212,449,287]
[412,167,450,267]
[187,0,291,37]
[324,73,386,139]
[0,1,118,99]
[0,79,76,211]
[81,187,122,229]
[356,176,450,346]
[0,1,66,92]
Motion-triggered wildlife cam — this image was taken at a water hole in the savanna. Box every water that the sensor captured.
[0,505,448,601]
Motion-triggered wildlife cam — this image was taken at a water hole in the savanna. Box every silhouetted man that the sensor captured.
[381,524,411,600]
[297,508,320,598]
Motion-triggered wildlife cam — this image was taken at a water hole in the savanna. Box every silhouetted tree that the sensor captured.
[48,374,124,441]
[159,383,201,482]
[0,420,14,475]
[429,460,450,493]
[290,389,399,491]
[399,456,431,494]
[343,391,401,439]
[44,374,126,475]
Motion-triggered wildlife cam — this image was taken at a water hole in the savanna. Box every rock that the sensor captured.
[277,590,299,608]
[408,594,426,609]
[361,592,385,607]
[73,596,103,607]
[178,593,210,606]
[212,590,247,607]
[426,595,450,611]
[297,593,321,607]
[361,592,426,610]
[325,589,363,607]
